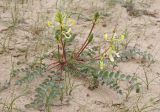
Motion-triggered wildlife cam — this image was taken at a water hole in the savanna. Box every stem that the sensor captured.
[87,46,110,61]
[76,40,90,58]
[75,21,96,58]
[46,95,51,112]
[47,63,60,71]
[60,26,67,62]
[9,94,25,112]
[58,44,60,61]
[143,67,149,90]
[144,70,149,90]
[125,88,131,101]
[48,61,59,67]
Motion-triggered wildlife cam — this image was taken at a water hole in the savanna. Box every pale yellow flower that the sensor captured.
[108,48,115,62]
[109,53,114,62]
[66,28,72,34]
[100,57,105,70]
[47,21,53,27]
[120,34,125,41]
[115,53,120,58]
[67,18,76,26]
[64,34,71,39]
[104,33,108,40]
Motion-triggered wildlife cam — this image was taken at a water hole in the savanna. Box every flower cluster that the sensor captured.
[47,11,76,41]
[100,32,126,70]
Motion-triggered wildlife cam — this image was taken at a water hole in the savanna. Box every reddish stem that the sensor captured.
[75,21,96,58]
[60,26,67,63]
[48,61,59,67]
[47,63,61,71]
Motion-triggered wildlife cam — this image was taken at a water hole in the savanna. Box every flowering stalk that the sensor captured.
[75,23,95,58]
[75,12,100,58]
[60,25,67,63]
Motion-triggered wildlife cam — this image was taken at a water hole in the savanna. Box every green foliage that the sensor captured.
[98,70,140,94]
[64,60,140,94]
[25,74,63,111]
[12,11,144,111]
[55,11,66,24]
[93,12,100,22]
[116,47,154,63]
[88,33,94,43]
[15,65,47,85]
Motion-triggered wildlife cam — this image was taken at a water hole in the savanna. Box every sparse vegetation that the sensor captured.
[0,0,160,112]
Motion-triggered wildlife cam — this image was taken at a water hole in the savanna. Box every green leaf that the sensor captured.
[109,72,114,78]
[55,11,66,24]
[114,72,120,78]
[88,33,94,43]
[120,74,125,80]
[94,12,100,22]
[103,71,109,78]
[126,75,132,81]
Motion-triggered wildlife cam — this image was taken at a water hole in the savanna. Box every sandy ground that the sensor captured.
[0,0,160,112]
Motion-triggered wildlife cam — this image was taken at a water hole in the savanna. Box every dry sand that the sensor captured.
[0,0,160,112]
